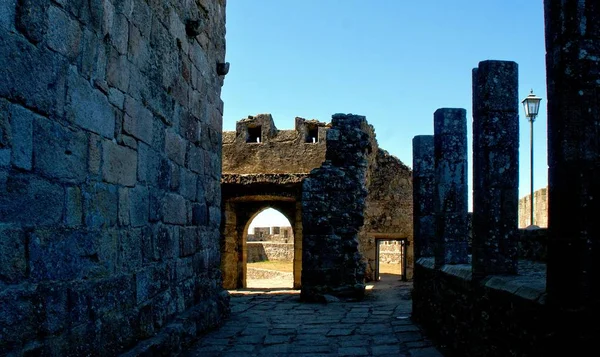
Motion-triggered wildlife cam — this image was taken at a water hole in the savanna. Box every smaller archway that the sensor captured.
[245,208,294,288]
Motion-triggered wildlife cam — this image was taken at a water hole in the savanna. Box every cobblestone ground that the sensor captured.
[182,274,444,356]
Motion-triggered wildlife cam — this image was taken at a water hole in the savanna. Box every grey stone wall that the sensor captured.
[301,114,375,301]
[0,0,228,355]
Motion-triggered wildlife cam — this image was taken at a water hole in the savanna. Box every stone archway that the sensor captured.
[220,184,304,289]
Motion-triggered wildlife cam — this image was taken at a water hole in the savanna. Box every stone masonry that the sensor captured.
[433,108,469,266]
[221,114,413,291]
[0,0,228,355]
[472,60,519,278]
[518,186,548,228]
[301,114,374,301]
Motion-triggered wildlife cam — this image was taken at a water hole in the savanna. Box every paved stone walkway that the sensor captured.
[182,275,444,356]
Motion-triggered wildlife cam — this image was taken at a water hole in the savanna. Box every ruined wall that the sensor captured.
[0,0,228,354]
[222,114,329,174]
[518,186,548,228]
[247,242,294,262]
[360,149,413,280]
[301,114,375,301]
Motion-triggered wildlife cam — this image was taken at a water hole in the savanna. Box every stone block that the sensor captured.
[65,186,83,227]
[0,0,16,32]
[108,87,125,109]
[128,22,150,71]
[83,182,118,229]
[165,130,186,166]
[88,133,102,175]
[0,149,9,166]
[106,47,130,92]
[180,168,197,201]
[148,188,162,222]
[15,0,48,44]
[37,283,68,335]
[130,184,149,227]
[180,227,197,257]
[66,67,115,138]
[89,274,136,316]
[124,96,153,144]
[0,32,68,117]
[136,263,170,304]
[0,285,38,351]
[0,173,64,226]
[192,203,208,226]
[118,187,130,226]
[46,5,82,59]
[155,224,178,260]
[109,12,129,55]
[10,104,34,170]
[0,224,27,282]
[131,0,152,38]
[474,60,518,114]
[186,143,205,174]
[34,115,88,183]
[29,228,110,281]
[118,229,143,271]
[102,140,137,186]
[163,193,186,225]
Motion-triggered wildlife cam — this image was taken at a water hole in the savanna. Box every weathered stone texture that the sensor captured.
[433,108,469,266]
[301,114,375,301]
[544,0,600,309]
[0,0,228,355]
[222,114,330,174]
[412,135,435,259]
[360,149,413,280]
[518,186,549,228]
[472,60,519,278]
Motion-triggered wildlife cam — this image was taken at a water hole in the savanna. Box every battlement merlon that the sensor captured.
[223,114,330,144]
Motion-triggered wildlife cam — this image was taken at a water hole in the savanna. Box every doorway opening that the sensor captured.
[375,238,408,281]
[245,208,294,289]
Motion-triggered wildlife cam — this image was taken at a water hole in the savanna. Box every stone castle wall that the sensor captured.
[360,149,413,280]
[222,114,329,174]
[518,186,548,228]
[0,0,228,354]
[247,242,294,262]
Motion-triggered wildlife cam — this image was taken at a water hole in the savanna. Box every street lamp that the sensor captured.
[521,89,542,228]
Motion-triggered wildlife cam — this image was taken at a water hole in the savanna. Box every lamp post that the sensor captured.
[521,90,542,228]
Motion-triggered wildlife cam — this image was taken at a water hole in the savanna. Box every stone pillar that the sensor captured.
[433,109,469,266]
[412,135,435,259]
[545,0,600,308]
[472,60,519,278]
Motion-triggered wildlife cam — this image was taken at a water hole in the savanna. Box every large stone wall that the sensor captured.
[222,114,329,174]
[247,242,294,262]
[360,149,413,280]
[518,186,548,228]
[0,0,228,354]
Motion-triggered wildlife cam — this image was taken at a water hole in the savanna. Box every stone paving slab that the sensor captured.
[182,276,444,356]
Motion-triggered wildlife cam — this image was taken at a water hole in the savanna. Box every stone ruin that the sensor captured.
[220,113,413,298]
[1,0,597,354]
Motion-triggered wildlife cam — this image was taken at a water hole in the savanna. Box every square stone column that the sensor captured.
[412,135,435,259]
[433,108,469,267]
[544,0,600,308]
[472,60,519,278]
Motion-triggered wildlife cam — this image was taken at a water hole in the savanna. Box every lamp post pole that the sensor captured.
[529,115,535,226]
[521,90,542,228]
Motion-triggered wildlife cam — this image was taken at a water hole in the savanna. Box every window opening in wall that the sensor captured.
[246,208,294,289]
[247,126,262,143]
[375,238,407,282]
[305,126,318,143]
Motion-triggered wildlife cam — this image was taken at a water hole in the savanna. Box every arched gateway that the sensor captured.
[220,114,413,297]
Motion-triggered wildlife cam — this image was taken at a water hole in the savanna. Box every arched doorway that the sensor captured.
[245,208,294,288]
[220,194,303,290]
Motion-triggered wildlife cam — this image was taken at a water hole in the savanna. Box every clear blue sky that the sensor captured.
[223,0,548,217]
